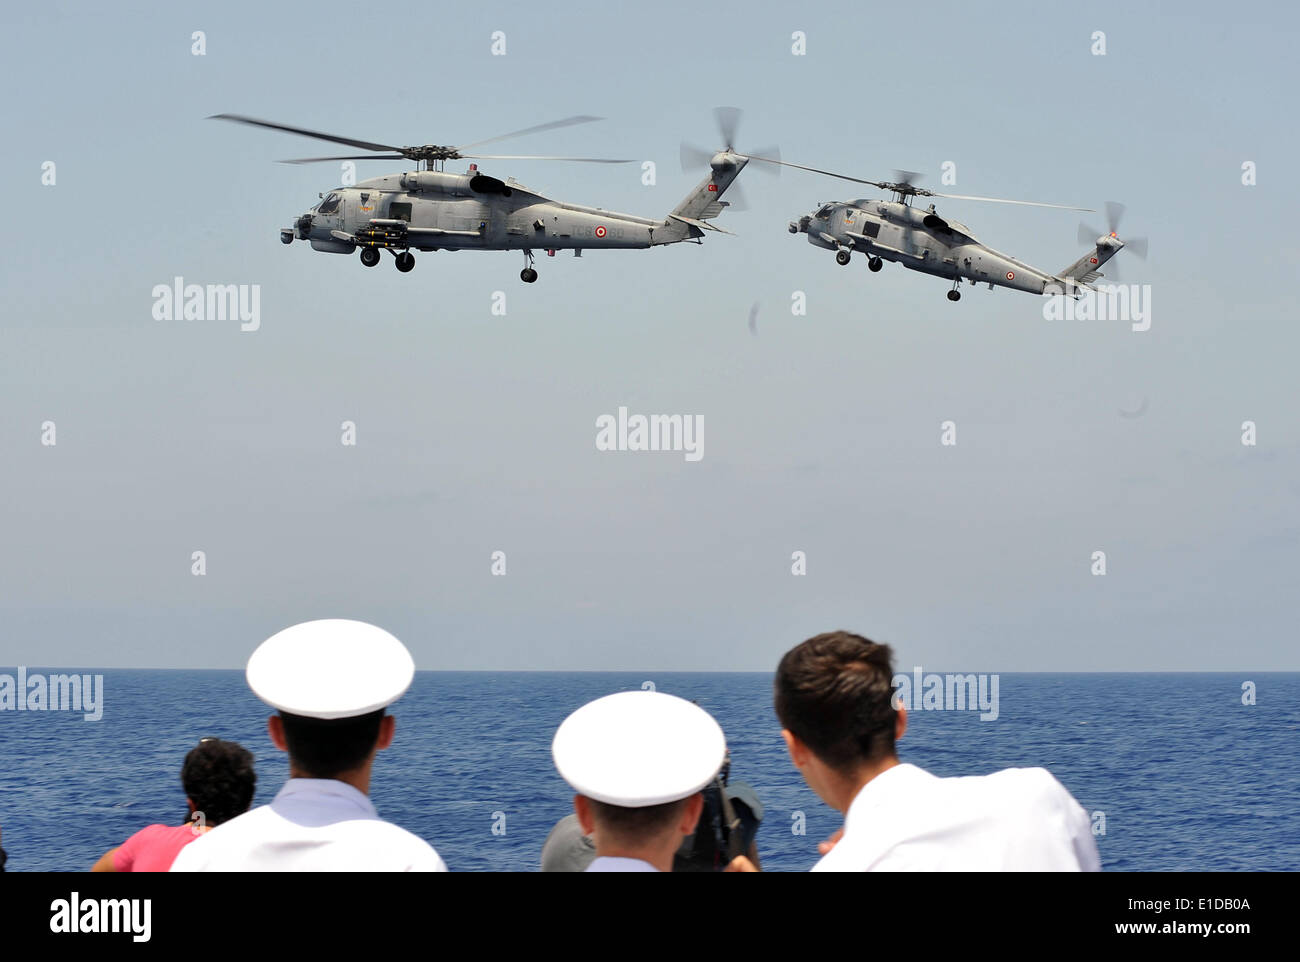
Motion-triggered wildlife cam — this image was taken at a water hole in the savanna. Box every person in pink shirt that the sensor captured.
[91,738,256,872]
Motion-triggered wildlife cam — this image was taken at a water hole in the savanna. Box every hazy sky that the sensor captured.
[1,0,1296,671]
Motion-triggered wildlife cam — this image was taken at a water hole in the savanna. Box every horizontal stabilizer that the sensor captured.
[698,199,728,220]
[668,214,735,235]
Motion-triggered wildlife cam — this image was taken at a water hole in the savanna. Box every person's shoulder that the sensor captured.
[941,767,1084,824]
[985,767,1079,805]
[541,813,595,873]
[976,767,1093,843]
[985,767,1098,869]
[350,818,447,870]
[376,819,444,851]
[199,804,274,838]
[955,765,1065,796]
[167,831,210,871]
[123,823,177,845]
[991,765,1063,785]
[167,806,270,871]
[114,823,167,870]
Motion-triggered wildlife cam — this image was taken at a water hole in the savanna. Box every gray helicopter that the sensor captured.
[212,112,755,282]
[747,157,1145,301]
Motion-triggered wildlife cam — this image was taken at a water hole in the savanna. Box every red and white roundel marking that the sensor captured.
[595,225,607,238]
[1006,270,1015,280]
[1090,256,1099,265]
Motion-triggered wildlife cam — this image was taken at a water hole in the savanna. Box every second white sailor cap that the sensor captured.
[246,619,415,720]
[552,691,727,807]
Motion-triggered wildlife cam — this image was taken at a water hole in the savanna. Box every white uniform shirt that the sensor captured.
[585,856,660,872]
[170,778,447,872]
[812,763,1101,872]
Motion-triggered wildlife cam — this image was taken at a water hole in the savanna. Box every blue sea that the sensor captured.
[1,672,1297,872]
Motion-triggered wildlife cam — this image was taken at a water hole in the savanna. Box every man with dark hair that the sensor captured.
[552,690,728,872]
[731,630,1099,871]
[92,738,256,872]
[171,619,445,872]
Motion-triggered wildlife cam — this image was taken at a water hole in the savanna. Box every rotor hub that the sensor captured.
[406,145,461,162]
[882,182,933,202]
[710,150,741,171]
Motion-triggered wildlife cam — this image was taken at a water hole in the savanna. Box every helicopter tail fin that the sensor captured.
[652,153,748,245]
[1057,235,1123,289]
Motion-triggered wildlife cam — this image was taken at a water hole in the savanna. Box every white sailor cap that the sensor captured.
[552,691,727,807]
[246,619,415,720]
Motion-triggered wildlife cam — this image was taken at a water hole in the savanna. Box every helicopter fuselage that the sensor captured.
[791,198,1078,296]
[280,153,747,281]
[290,168,686,254]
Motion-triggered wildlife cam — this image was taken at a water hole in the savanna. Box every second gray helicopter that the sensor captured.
[752,158,1146,301]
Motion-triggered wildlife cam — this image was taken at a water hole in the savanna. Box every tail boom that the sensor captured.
[1056,235,1124,291]
[652,151,748,246]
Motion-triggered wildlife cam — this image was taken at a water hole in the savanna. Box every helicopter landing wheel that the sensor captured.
[359,247,380,268]
[947,289,961,302]
[520,268,538,283]
[394,251,415,273]
[835,250,851,266]
[868,257,883,272]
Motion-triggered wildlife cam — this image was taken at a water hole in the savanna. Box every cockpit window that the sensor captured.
[815,204,835,219]
[318,192,341,214]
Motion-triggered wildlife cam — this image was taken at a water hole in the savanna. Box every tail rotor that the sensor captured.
[679,107,780,217]
[1079,201,1147,281]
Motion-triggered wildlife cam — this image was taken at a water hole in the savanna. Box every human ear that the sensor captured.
[268,715,288,752]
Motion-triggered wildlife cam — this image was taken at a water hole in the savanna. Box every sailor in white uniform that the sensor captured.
[729,630,1100,872]
[171,619,446,872]
[809,762,1100,872]
[552,690,727,873]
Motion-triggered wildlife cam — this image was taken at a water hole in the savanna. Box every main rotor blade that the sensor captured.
[934,191,1093,211]
[715,106,742,150]
[462,154,633,163]
[456,115,603,151]
[747,145,781,175]
[741,154,885,188]
[280,154,408,164]
[210,114,402,153]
